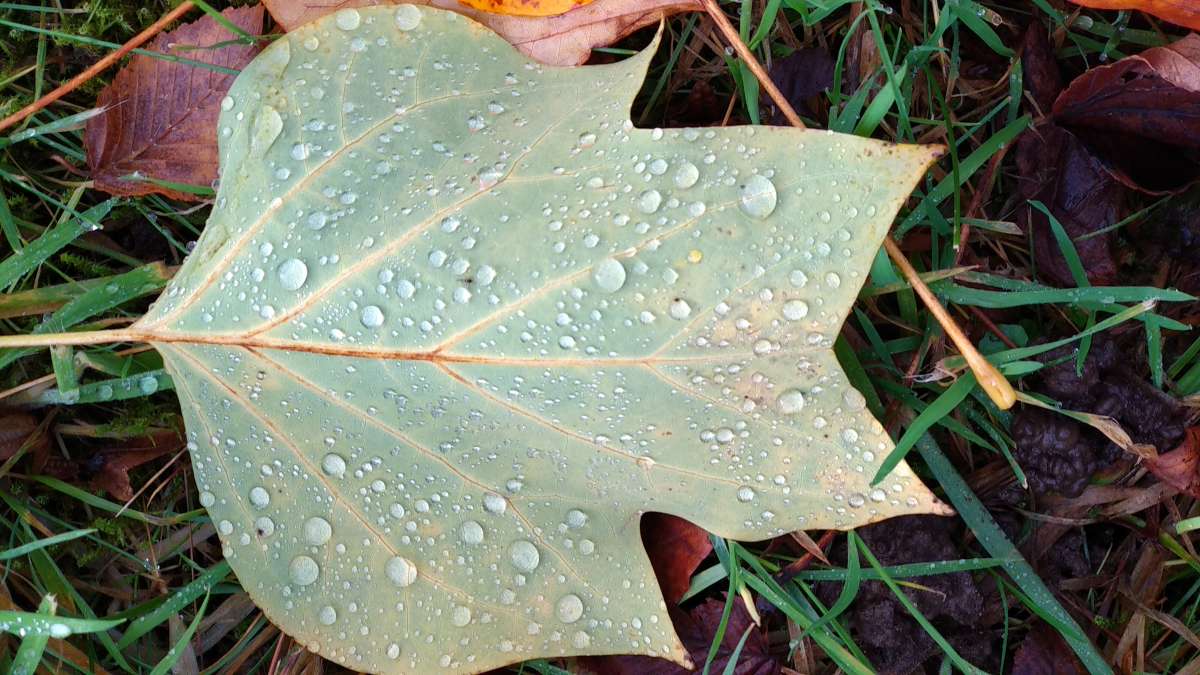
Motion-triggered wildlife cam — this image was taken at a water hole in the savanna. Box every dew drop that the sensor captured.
[825,272,842,288]
[565,509,588,529]
[638,189,663,214]
[668,298,692,320]
[334,8,361,30]
[249,486,270,509]
[556,593,584,623]
[289,555,320,586]
[123,374,155,398]
[673,160,699,188]
[510,540,540,572]
[318,606,337,625]
[49,624,71,639]
[777,389,805,414]
[277,258,308,291]
[199,491,215,508]
[220,96,234,111]
[483,493,508,515]
[460,520,484,545]
[302,35,319,51]
[739,175,778,219]
[394,4,422,30]
[321,453,346,478]
[782,299,808,321]
[592,258,627,293]
[386,556,418,587]
[255,516,275,537]
[304,517,332,546]
[736,486,756,502]
[360,305,384,328]
[451,605,472,627]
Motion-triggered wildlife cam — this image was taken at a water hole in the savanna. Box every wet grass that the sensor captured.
[1,0,1199,673]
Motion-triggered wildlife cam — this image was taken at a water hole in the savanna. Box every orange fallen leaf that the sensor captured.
[458,0,593,18]
[1069,0,1200,31]
[261,0,700,66]
[85,6,265,201]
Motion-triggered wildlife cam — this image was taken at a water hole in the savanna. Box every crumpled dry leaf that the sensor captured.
[1053,34,1200,195]
[1145,427,1200,497]
[36,427,184,501]
[84,6,264,201]
[1012,624,1085,675]
[261,0,699,65]
[0,409,44,462]
[1068,0,1200,31]
[458,0,593,17]
[1016,25,1121,287]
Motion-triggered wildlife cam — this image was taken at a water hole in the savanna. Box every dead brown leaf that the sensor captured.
[261,0,700,66]
[1053,34,1200,195]
[1012,624,1085,675]
[85,6,265,201]
[1144,426,1200,497]
[1068,0,1200,31]
[642,513,713,605]
[0,409,44,462]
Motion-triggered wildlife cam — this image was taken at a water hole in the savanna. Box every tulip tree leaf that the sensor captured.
[134,5,948,673]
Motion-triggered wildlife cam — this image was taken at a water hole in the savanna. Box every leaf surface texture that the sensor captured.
[138,6,946,673]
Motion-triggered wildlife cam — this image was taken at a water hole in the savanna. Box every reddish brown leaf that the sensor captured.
[1015,26,1121,287]
[35,428,184,501]
[579,597,779,675]
[1145,427,1200,497]
[0,409,45,462]
[1012,625,1085,675]
[85,6,265,201]
[261,0,699,66]
[1068,0,1200,31]
[643,513,713,605]
[1053,34,1200,195]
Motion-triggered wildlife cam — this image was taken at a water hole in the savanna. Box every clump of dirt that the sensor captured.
[1011,335,1187,497]
[820,516,995,675]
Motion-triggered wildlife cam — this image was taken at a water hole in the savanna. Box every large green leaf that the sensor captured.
[134,6,945,672]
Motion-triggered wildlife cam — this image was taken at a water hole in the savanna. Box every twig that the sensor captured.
[699,0,806,130]
[0,1,197,134]
[699,0,1015,410]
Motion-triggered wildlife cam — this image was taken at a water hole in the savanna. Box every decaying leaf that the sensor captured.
[130,6,945,672]
[1068,0,1200,31]
[641,513,712,605]
[84,6,264,201]
[1053,34,1200,195]
[1144,427,1200,497]
[1016,25,1120,287]
[261,0,700,66]
[458,0,593,18]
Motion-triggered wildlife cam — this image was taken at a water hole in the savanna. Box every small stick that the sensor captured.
[699,0,1016,410]
[699,0,807,130]
[0,1,196,134]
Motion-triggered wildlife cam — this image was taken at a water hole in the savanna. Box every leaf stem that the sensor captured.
[0,329,145,348]
[699,0,1015,410]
